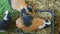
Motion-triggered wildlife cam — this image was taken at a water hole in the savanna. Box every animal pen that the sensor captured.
[0,0,54,34]
[16,10,54,34]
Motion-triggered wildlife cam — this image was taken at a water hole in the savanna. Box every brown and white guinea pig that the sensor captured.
[16,17,51,32]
